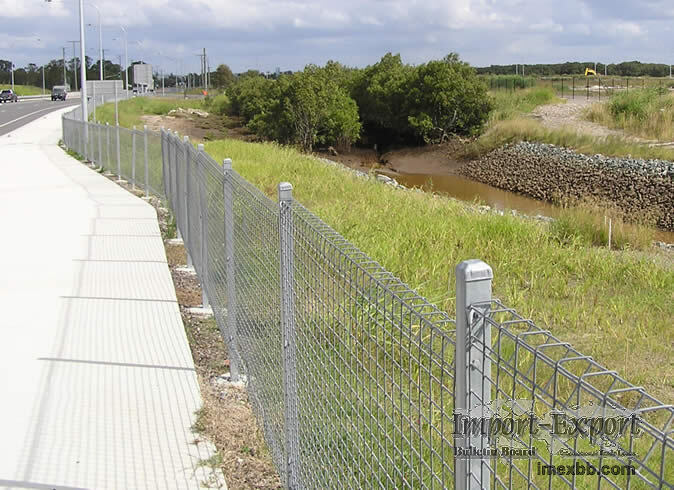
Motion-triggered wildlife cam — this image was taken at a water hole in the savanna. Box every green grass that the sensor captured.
[585,88,674,141]
[0,84,44,96]
[94,95,673,486]
[202,137,673,401]
[490,87,562,121]
[93,96,206,127]
[94,86,673,396]
[463,117,674,161]
[203,138,673,487]
[549,201,656,250]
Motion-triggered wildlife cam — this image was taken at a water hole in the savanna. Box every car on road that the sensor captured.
[0,89,18,103]
[51,86,67,101]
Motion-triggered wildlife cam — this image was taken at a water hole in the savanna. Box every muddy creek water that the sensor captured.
[384,171,674,243]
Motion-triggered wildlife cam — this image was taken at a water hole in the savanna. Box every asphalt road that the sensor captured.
[0,98,80,137]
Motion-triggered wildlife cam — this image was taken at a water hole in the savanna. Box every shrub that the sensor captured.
[202,93,230,116]
[406,54,492,142]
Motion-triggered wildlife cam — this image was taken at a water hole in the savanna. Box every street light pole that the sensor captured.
[42,65,45,94]
[78,0,88,123]
[68,40,79,91]
[91,4,102,81]
[62,47,67,86]
[10,62,14,91]
[119,25,129,97]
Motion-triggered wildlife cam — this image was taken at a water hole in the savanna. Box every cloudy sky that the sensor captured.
[2,0,673,74]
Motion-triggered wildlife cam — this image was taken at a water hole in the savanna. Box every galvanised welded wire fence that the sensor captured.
[62,108,673,490]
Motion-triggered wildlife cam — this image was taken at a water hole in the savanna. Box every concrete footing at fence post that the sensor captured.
[278,181,301,489]
[223,159,240,383]
[454,259,493,490]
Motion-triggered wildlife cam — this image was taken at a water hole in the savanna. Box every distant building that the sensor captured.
[132,63,153,93]
[86,80,124,101]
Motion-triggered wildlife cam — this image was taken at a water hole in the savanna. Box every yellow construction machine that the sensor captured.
[584,67,598,76]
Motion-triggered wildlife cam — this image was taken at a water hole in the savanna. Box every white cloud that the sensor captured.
[610,21,644,37]
[530,20,564,33]
[4,0,672,71]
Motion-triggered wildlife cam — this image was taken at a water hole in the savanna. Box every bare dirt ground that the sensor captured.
[528,97,666,145]
[142,113,258,143]
[530,97,631,139]
[163,236,282,490]
[101,179,282,488]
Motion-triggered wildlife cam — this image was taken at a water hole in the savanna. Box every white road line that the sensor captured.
[0,106,63,130]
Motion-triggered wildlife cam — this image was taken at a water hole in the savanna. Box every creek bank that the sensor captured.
[459,141,674,230]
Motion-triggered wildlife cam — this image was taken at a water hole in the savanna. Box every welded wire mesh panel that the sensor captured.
[60,110,673,490]
[103,124,113,172]
[89,122,102,167]
[129,127,145,191]
[167,133,181,221]
[68,119,82,155]
[289,201,457,489]
[118,126,134,182]
[146,130,164,198]
[196,153,224,312]
[230,171,287,482]
[466,301,674,489]
[184,145,202,274]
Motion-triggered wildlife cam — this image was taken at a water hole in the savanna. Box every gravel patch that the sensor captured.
[460,141,674,229]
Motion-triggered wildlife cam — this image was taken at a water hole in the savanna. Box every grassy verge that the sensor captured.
[93,95,230,128]
[549,200,656,250]
[585,88,674,141]
[92,97,673,397]
[463,117,674,161]
[489,87,562,122]
[93,96,206,127]
[202,137,673,401]
[0,84,44,96]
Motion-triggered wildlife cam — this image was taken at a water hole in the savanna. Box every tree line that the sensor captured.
[0,57,130,89]
[477,61,673,77]
[222,53,492,152]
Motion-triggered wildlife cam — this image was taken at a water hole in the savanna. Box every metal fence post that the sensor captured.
[173,131,182,240]
[131,125,137,190]
[183,135,192,268]
[198,144,209,308]
[144,125,149,197]
[279,181,300,489]
[116,125,121,182]
[160,128,168,200]
[105,122,110,171]
[97,123,102,167]
[78,120,83,156]
[455,259,493,490]
[223,158,240,382]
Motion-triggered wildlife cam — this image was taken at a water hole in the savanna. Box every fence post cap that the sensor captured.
[278,182,293,201]
[198,143,205,152]
[455,259,493,283]
[222,158,232,170]
[183,135,189,142]
[143,124,148,131]
[133,125,136,130]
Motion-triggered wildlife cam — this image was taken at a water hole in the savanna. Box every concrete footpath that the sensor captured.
[0,109,224,489]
